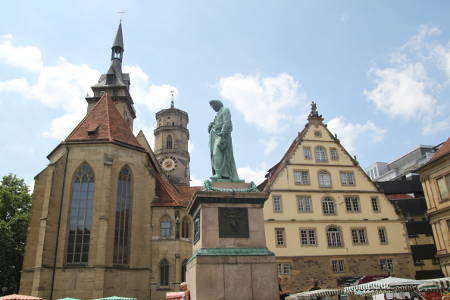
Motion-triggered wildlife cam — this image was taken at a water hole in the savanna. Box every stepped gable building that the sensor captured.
[417,137,450,277]
[20,23,199,300]
[259,102,414,293]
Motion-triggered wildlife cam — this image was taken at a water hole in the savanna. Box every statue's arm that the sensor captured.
[220,108,232,134]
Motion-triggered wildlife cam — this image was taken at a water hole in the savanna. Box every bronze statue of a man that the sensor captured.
[208,100,240,181]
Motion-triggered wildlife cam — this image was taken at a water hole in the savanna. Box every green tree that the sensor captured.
[0,174,31,295]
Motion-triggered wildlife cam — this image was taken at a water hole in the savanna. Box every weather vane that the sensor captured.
[117,11,126,22]
[170,90,175,108]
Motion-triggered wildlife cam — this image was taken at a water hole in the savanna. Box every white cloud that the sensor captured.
[259,136,279,155]
[0,78,30,93]
[190,175,203,186]
[237,166,267,184]
[365,25,450,134]
[188,141,195,153]
[0,38,176,140]
[0,38,43,71]
[218,73,305,133]
[124,65,177,112]
[327,117,386,153]
[364,63,436,119]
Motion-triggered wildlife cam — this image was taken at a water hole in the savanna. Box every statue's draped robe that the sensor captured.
[209,107,240,181]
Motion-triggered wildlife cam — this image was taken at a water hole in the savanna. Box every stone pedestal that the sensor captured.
[186,184,278,300]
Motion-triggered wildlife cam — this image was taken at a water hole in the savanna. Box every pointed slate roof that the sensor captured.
[112,23,124,50]
[65,93,143,150]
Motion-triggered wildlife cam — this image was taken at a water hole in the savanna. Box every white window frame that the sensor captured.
[275,228,286,247]
[300,229,317,246]
[297,195,312,212]
[273,195,282,213]
[330,148,338,161]
[371,197,380,212]
[294,170,310,185]
[378,227,388,244]
[315,146,327,162]
[345,196,360,212]
[322,197,336,215]
[277,263,291,275]
[331,260,345,273]
[340,172,355,185]
[303,147,312,160]
[351,228,367,245]
[319,171,331,187]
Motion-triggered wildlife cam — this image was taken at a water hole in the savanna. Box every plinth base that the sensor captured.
[187,252,278,300]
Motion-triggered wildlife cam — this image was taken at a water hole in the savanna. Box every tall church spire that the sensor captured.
[111,22,124,62]
[86,22,136,129]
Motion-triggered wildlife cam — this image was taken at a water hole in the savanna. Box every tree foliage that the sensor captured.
[0,174,31,295]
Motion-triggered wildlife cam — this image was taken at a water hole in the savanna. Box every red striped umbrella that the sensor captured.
[0,294,44,300]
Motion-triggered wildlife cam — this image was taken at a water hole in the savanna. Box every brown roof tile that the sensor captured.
[430,137,450,162]
[153,173,202,207]
[65,93,143,149]
[386,193,414,200]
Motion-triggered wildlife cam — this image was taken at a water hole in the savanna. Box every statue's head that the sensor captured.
[209,99,223,112]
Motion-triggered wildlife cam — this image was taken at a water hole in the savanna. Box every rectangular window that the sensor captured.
[297,195,312,212]
[330,148,338,160]
[351,228,367,245]
[345,196,360,212]
[300,229,317,245]
[303,147,312,160]
[436,174,450,200]
[294,170,310,185]
[371,197,380,212]
[275,228,286,247]
[380,258,393,272]
[331,260,345,273]
[277,263,291,275]
[273,195,282,213]
[340,172,355,185]
[378,227,388,244]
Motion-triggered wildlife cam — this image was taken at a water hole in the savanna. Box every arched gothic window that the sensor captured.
[181,259,188,282]
[166,135,173,149]
[315,146,327,161]
[181,217,190,239]
[322,197,336,215]
[113,166,132,265]
[318,171,332,187]
[160,259,169,286]
[327,226,343,247]
[160,217,172,238]
[66,163,95,265]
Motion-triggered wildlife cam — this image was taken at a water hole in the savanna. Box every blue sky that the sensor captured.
[1,1,449,189]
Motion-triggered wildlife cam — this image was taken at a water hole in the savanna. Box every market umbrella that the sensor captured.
[418,277,450,292]
[343,277,418,295]
[0,294,44,300]
[287,288,343,299]
[93,296,136,300]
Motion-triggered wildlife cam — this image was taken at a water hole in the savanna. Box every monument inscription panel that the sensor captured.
[218,207,249,238]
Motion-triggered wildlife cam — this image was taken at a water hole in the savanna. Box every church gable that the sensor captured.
[65,93,143,150]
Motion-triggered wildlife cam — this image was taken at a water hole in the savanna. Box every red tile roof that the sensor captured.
[65,93,143,149]
[152,173,202,207]
[430,137,450,162]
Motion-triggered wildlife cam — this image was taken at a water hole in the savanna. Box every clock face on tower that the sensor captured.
[160,156,178,172]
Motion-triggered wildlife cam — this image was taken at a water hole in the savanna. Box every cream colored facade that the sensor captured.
[417,139,450,276]
[261,106,414,293]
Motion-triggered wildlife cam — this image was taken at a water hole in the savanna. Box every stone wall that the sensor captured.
[277,253,415,294]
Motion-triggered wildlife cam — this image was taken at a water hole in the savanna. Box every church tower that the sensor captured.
[154,93,190,186]
[85,22,136,129]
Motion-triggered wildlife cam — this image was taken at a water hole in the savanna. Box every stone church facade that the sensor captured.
[19,24,199,300]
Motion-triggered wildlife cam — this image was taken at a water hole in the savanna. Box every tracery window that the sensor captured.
[166,135,173,149]
[113,166,132,265]
[181,217,190,239]
[66,163,95,265]
[160,217,172,238]
[160,259,169,286]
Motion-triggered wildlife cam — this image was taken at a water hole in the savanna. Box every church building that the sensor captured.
[19,23,199,300]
